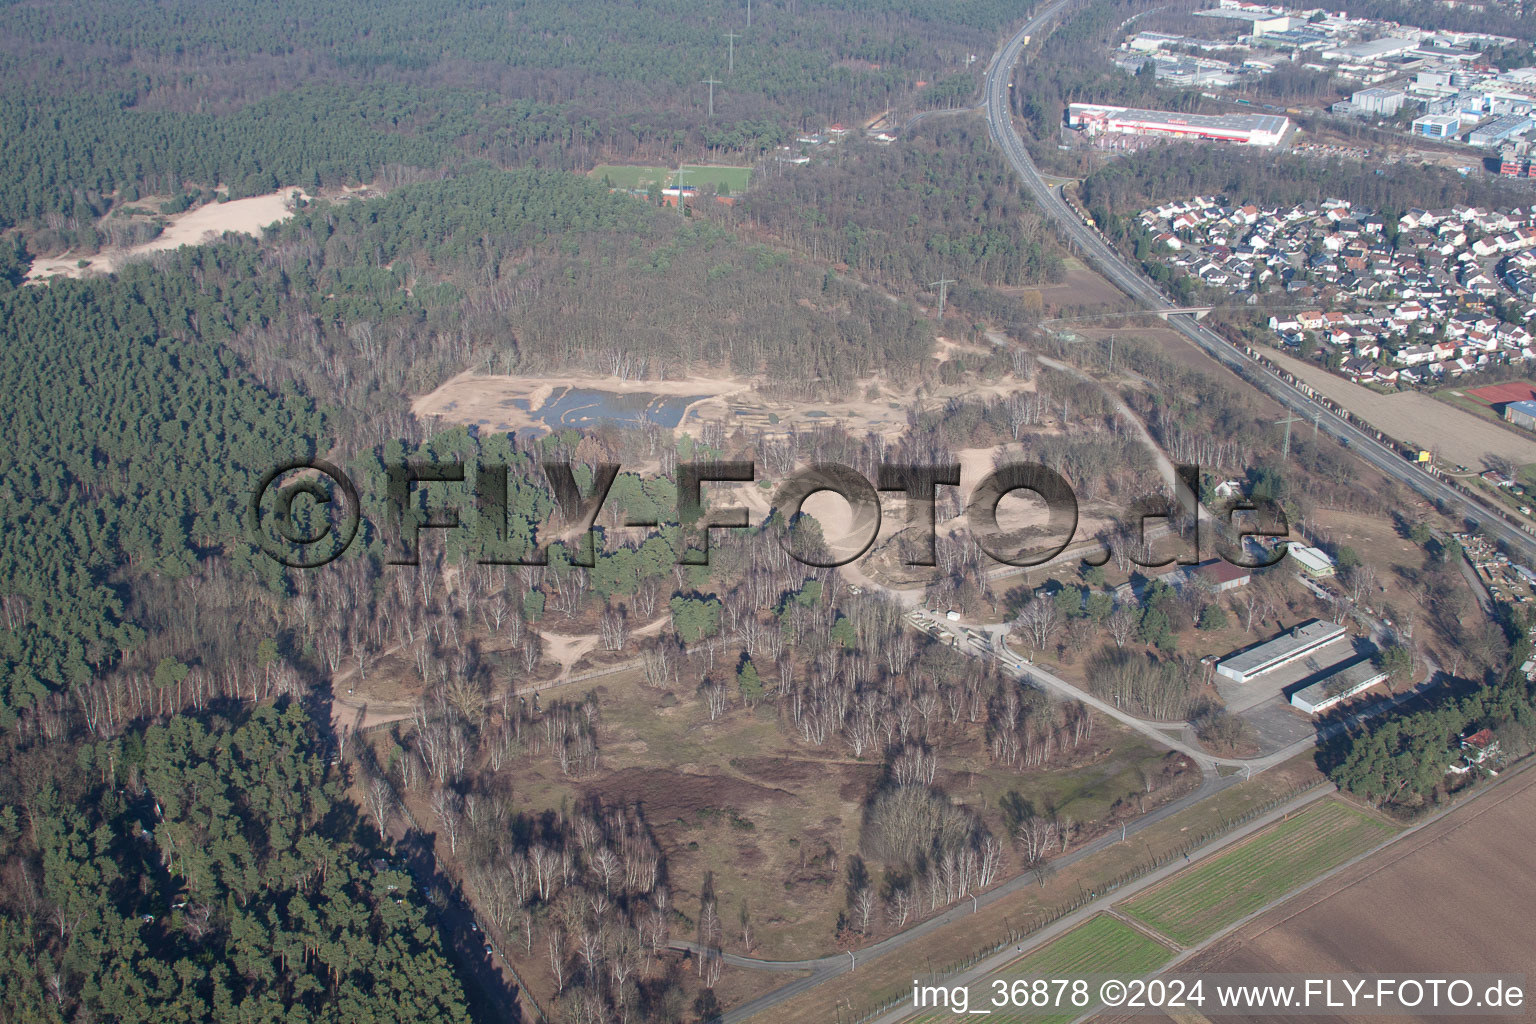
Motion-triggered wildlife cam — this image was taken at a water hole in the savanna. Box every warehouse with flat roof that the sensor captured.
[1469,114,1536,149]
[1067,103,1290,146]
[1216,619,1347,683]
[1290,658,1388,714]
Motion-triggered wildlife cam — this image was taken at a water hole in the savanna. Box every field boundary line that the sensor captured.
[855,783,1333,1024]
[1112,794,1345,914]
[1101,908,1183,951]
[1193,756,1536,952]
[1085,757,1536,1024]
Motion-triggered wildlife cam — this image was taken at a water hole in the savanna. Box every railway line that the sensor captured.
[979,1,1536,567]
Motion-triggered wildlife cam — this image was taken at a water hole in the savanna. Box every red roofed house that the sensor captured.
[1461,728,1500,763]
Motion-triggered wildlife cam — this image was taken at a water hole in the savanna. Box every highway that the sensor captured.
[667,7,1519,1021]
[978,2,1536,568]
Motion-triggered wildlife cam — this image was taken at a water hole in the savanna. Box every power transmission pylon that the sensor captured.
[1057,331,1114,373]
[700,77,721,118]
[1274,413,1304,461]
[725,32,739,74]
[930,278,955,318]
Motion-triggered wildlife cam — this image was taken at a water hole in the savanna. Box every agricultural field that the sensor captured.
[1264,348,1536,469]
[680,163,751,192]
[588,163,674,189]
[1118,799,1396,947]
[738,755,1325,1024]
[910,915,1175,1024]
[1104,769,1536,1024]
[1175,770,1536,982]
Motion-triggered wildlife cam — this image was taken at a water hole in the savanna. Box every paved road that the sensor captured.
[977,3,1536,568]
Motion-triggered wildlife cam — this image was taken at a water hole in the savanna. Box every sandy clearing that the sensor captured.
[25,188,309,282]
[412,339,1038,440]
[144,191,300,250]
[1264,348,1536,469]
[412,370,756,434]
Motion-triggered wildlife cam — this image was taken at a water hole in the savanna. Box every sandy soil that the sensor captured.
[538,613,669,677]
[412,344,1036,441]
[1265,348,1536,469]
[412,370,755,434]
[26,188,310,282]
[1148,770,1536,1024]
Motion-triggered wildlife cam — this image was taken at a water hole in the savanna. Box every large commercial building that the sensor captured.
[1468,114,1536,149]
[1290,658,1388,714]
[1216,619,1347,684]
[1323,37,1415,62]
[1067,104,1290,146]
[1412,113,1462,139]
[1350,87,1407,116]
[1192,7,1293,36]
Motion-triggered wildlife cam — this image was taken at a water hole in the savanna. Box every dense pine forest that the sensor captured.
[0,702,474,1021]
[728,121,1065,292]
[0,0,1042,234]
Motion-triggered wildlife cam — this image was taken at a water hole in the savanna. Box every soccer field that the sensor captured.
[909,914,1174,1024]
[1119,799,1396,946]
[589,164,674,189]
[679,164,751,192]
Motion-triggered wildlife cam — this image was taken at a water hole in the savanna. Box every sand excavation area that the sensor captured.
[413,336,1032,439]
[25,184,380,282]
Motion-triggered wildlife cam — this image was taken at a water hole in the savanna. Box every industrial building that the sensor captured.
[1192,7,1293,36]
[1216,619,1347,684]
[1503,146,1533,178]
[1506,399,1536,431]
[1289,658,1388,714]
[1412,113,1462,139]
[1468,114,1536,150]
[1195,559,1252,593]
[1323,37,1415,62]
[1067,103,1290,146]
[1350,87,1407,116]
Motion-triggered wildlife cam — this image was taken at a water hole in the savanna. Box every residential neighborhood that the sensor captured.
[1136,195,1536,385]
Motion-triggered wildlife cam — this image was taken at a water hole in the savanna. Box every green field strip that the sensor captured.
[678,164,751,191]
[1117,799,1395,946]
[588,164,674,189]
[908,914,1175,1024]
